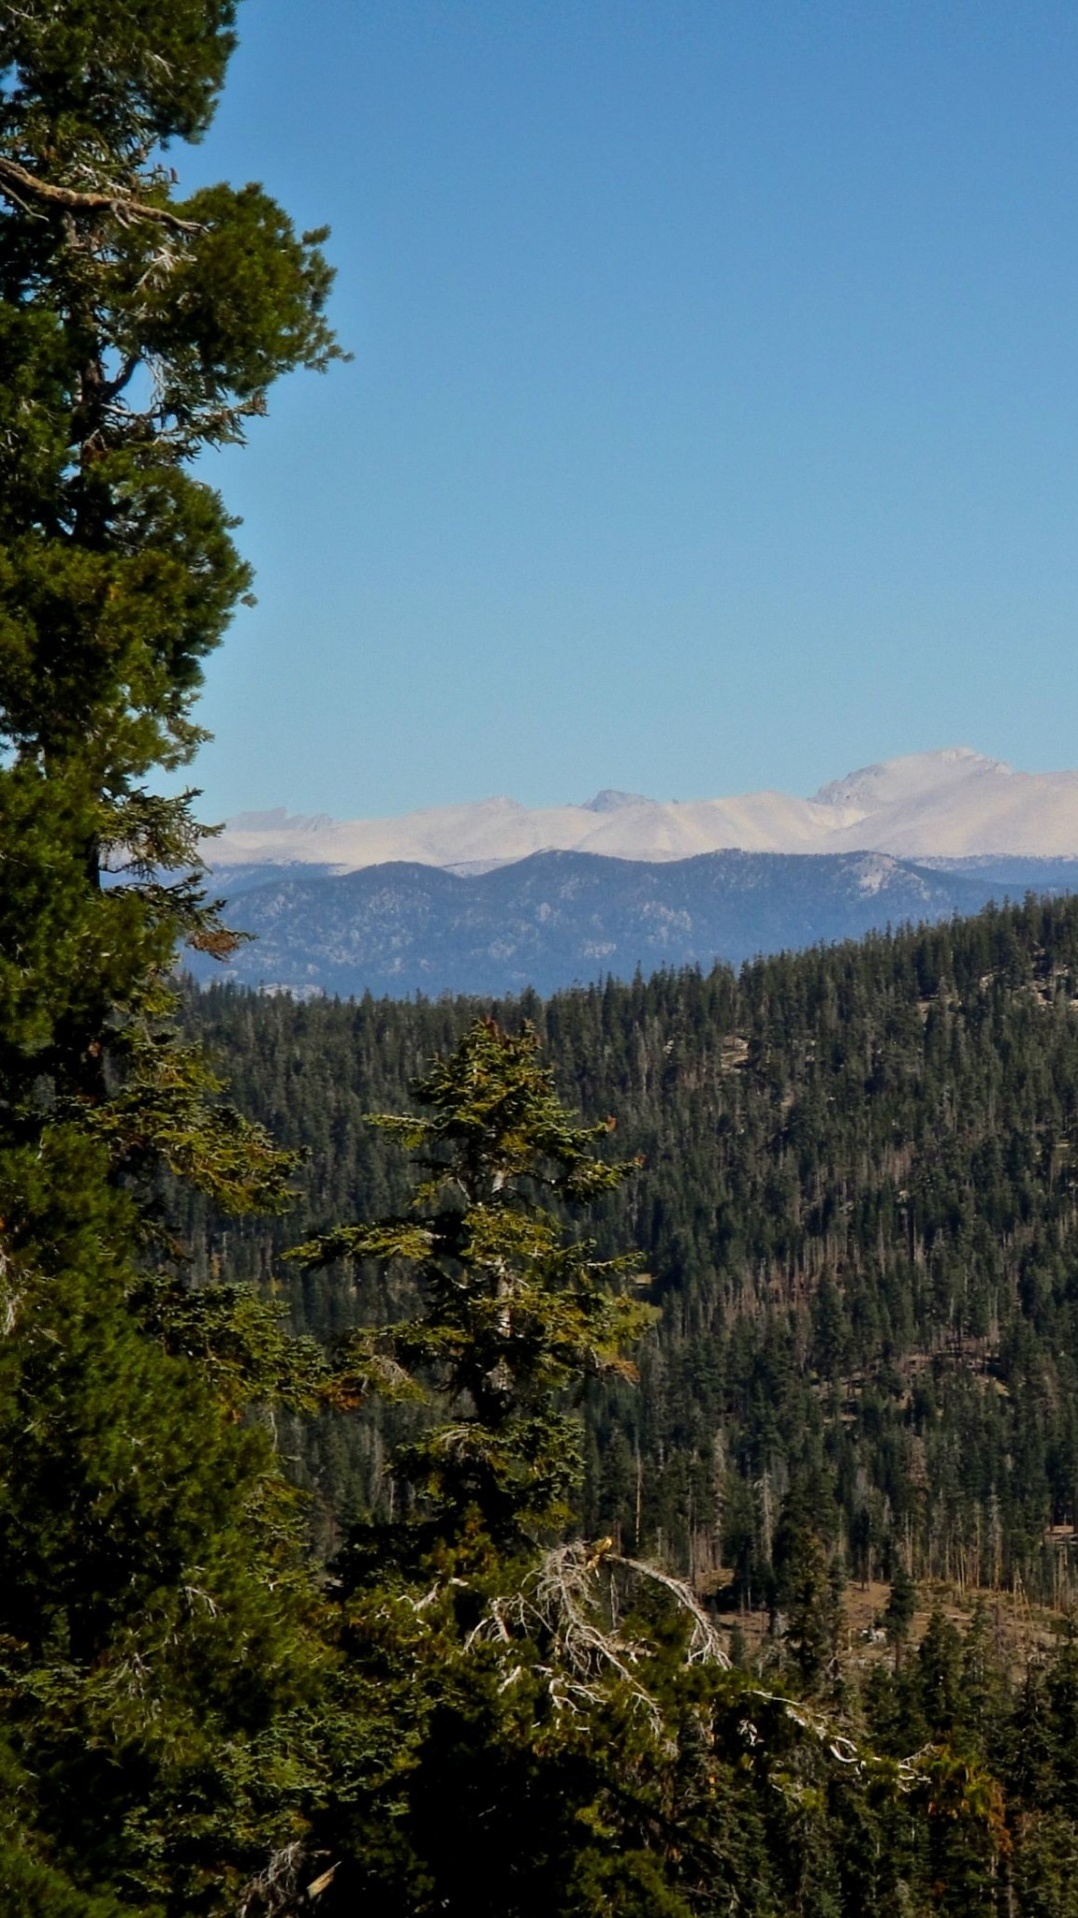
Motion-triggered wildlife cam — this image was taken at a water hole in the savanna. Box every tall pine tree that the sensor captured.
[0,5,342,1909]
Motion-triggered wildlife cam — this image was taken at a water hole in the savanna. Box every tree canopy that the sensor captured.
[11,4,1078,1912]
[0,4,343,1907]
[293,1018,654,1548]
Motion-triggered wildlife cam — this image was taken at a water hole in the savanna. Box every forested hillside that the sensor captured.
[183,893,1078,1609]
[16,3,1078,1907]
[184,846,1042,999]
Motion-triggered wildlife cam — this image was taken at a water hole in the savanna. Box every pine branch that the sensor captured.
[0,154,201,231]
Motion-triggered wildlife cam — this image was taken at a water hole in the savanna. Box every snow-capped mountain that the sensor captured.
[208,749,1078,875]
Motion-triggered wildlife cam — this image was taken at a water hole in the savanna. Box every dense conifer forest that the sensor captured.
[183,893,1078,1612]
[10,1,1078,1908]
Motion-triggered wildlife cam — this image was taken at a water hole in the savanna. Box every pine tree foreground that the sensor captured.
[0,4,340,1909]
[6,4,1078,1913]
[285,1020,1026,1918]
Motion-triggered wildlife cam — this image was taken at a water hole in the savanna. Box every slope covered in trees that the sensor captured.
[184,893,1078,1608]
[183,846,1053,999]
[176,973,1078,1914]
[9,1,1078,1908]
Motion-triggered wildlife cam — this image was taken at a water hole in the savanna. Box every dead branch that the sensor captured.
[466,1543,658,1729]
[460,1544,940,1794]
[238,1842,303,1916]
[607,1551,731,1668]
[0,1239,26,1337]
[0,155,201,231]
[464,1542,731,1739]
[734,1682,931,1790]
[534,1543,647,1690]
[241,1844,338,1914]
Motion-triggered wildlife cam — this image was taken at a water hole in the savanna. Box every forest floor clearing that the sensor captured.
[711,1574,1065,1675]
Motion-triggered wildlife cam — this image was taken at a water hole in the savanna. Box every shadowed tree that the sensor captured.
[0,4,343,1908]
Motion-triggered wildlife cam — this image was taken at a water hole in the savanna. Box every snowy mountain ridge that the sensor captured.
[210,749,1078,874]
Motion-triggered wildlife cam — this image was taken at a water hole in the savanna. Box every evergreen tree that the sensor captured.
[293,1019,704,1912]
[771,1481,844,1692]
[293,1017,656,1552]
[284,1015,1020,1916]
[178,889,1078,1600]
[883,1559,918,1669]
[0,5,342,1907]
[12,5,1078,1909]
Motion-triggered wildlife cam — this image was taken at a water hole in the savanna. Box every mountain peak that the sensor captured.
[210,749,1078,872]
[811,748,1011,813]
[228,807,338,834]
[581,789,651,814]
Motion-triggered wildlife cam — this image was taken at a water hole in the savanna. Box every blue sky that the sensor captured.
[185,0,1078,819]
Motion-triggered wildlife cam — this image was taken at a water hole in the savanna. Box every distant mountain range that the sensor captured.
[187,848,1078,1001]
[208,749,1078,874]
[186,752,1078,999]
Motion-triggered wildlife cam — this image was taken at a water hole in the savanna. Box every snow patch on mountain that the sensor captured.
[208,749,1078,873]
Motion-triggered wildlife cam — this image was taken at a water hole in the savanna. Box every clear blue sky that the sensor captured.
[184,0,1078,819]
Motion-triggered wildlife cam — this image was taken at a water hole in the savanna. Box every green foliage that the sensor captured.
[15,3,1078,1908]
[170,901,1078,1906]
[294,1019,654,1546]
[277,1013,1042,1918]
[182,895,1078,1604]
[773,1517,843,1691]
[0,3,344,1906]
[884,1562,918,1658]
[0,1126,330,1910]
[0,1,239,148]
[0,0,342,875]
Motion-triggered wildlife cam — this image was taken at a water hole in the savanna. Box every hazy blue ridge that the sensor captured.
[181,848,1078,1000]
[198,861,344,898]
